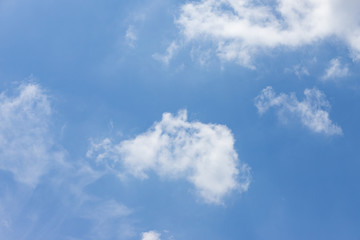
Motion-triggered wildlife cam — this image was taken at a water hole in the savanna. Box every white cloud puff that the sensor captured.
[255,86,342,135]
[0,83,64,186]
[322,58,349,80]
[177,0,360,67]
[142,231,161,240]
[87,110,250,204]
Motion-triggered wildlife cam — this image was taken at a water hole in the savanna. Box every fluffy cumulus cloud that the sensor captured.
[322,58,349,80]
[0,83,64,186]
[141,231,161,240]
[255,86,342,135]
[88,110,251,204]
[176,0,360,67]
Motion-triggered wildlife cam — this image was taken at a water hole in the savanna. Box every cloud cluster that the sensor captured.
[0,83,247,239]
[0,83,64,186]
[88,110,250,204]
[177,0,360,67]
[255,86,342,135]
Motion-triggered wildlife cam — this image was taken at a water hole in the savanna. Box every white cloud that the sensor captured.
[142,231,161,240]
[87,110,251,205]
[153,41,180,65]
[255,86,342,135]
[176,0,360,67]
[322,58,349,80]
[125,25,137,48]
[0,83,64,186]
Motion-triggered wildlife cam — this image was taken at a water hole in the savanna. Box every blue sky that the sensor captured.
[1,0,360,239]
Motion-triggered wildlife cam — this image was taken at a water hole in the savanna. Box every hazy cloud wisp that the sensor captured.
[322,58,349,81]
[0,83,64,186]
[153,41,180,65]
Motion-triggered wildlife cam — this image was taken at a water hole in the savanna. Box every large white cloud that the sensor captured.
[255,86,342,135]
[176,0,360,67]
[87,110,251,204]
[0,83,64,186]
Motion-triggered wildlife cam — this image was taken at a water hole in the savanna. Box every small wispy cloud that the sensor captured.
[286,64,310,78]
[87,110,251,205]
[322,58,349,81]
[152,41,180,65]
[125,25,137,48]
[79,199,134,240]
[255,86,342,136]
[142,231,161,240]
